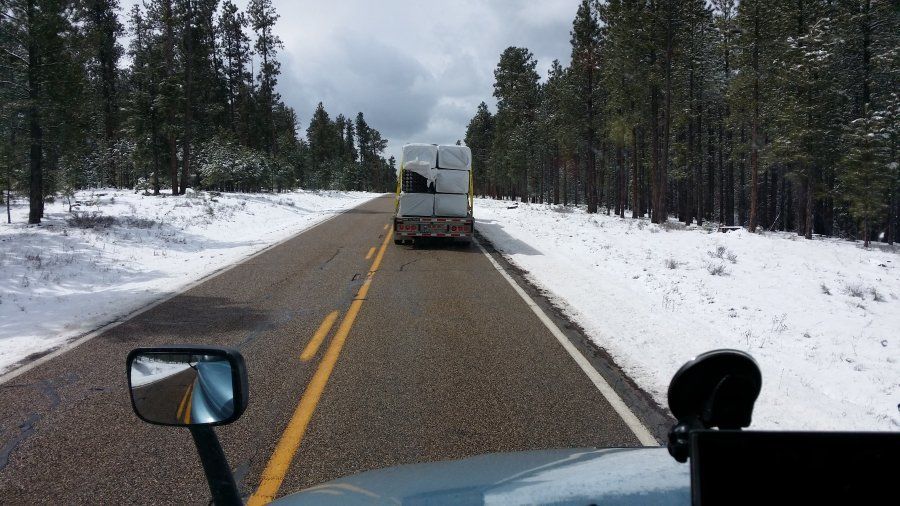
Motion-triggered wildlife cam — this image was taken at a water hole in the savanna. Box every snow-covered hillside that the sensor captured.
[475,198,900,431]
[0,189,377,374]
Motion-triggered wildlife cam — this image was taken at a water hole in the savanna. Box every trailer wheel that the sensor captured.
[393,239,403,245]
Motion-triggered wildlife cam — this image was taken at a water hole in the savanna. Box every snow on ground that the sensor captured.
[130,357,191,387]
[475,198,900,431]
[0,189,377,374]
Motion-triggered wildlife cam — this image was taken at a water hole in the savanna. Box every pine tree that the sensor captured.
[492,46,540,200]
[570,0,602,213]
[84,0,124,187]
[218,0,251,140]
[839,109,893,246]
[3,0,81,223]
[464,102,494,196]
[247,0,281,156]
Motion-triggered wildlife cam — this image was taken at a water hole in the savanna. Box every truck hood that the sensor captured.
[272,447,690,505]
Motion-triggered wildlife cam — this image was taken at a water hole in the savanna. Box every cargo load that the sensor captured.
[433,193,469,217]
[402,170,431,193]
[403,144,438,166]
[437,145,472,171]
[403,160,437,188]
[395,143,474,244]
[434,169,469,194]
[397,193,435,217]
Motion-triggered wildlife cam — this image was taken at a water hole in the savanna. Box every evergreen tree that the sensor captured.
[492,46,540,200]
[569,0,602,213]
[464,102,494,196]
[247,0,281,155]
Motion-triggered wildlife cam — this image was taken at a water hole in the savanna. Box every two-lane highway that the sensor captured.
[0,195,656,504]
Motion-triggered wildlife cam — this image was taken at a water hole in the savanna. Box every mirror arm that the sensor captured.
[189,425,242,505]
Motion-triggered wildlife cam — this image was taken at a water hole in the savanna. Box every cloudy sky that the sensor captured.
[122,0,581,161]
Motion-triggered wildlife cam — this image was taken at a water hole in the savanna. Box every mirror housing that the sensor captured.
[667,349,761,462]
[127,346,248,427]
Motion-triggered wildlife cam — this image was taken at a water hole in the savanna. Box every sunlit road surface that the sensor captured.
[0,195,650,504]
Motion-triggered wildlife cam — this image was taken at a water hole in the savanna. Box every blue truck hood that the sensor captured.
[272,447,690,505]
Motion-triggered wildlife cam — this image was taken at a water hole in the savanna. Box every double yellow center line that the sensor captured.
[177,382,194,424]
[248,228,393,505]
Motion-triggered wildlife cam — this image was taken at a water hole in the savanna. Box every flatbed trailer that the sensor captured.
[393,215,474,243]
[393,144,474,245]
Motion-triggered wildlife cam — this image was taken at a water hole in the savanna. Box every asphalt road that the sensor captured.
[0,194,651,504]
[132,367,198,426]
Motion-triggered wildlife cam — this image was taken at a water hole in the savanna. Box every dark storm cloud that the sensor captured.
[120,0,581,159]
[278,35,437,138]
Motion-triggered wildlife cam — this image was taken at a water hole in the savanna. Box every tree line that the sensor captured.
[1,0,396,225]
[465,0,898,246]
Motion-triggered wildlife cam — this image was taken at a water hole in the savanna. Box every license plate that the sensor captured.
[419,224,431,234]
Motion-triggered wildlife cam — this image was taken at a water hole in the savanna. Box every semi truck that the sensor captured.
[393,144,474,245]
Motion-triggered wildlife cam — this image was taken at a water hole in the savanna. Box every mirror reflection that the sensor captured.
[130,352,235,425]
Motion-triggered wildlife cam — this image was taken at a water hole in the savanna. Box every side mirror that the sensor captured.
[667,349,761,462]
[127,346,248,427]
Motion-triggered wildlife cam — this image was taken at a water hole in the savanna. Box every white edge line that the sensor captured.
[474,237,659,446]
[0,196,380,386]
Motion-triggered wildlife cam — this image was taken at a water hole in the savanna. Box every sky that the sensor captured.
[121,0,582,162]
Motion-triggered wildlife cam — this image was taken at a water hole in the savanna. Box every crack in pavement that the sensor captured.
[0,373,78,472]
[318,248,342,270]
[398,259,422,272]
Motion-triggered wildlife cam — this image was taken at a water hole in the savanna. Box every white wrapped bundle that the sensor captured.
[434,194,468,217]
[434,169,470,194]
[403,160,437,187]
[437,145,471,171]
[398,193,434,217]
[402,144,438,167]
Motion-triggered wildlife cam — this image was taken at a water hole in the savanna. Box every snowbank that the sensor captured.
[0,189,377,374]
[475,198,900,431]
[130,358,191,387]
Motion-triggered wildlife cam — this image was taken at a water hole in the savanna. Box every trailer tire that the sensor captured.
[393,239,403,245]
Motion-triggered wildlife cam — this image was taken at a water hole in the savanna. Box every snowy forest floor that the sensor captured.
[475,198,900,431]
[0,189,377,374]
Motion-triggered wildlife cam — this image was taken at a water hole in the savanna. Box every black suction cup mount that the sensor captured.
[667,349,762,462]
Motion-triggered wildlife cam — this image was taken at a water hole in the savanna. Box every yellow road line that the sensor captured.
[383,223,389,231]
[182,383,194,424]
[300,311,339,361]
[176,381,193,420]
[248,231,393,505]
[365,247,376,260]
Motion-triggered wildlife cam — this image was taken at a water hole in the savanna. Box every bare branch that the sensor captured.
[1,47,27,65]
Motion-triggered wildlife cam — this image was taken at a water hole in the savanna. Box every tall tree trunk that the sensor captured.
[650,87,661,223]
[27,0,43,224]
[738,126,746,225]
[768,166,778,230]
[695,83,704,227]
[7,129,14,224]
[586,70,597,213]
[164,0,178,195]
[748,5,761,232]
[553,152,560,205]
[181,0,194,194]
[805,176,813,239]
[631,126,640,218]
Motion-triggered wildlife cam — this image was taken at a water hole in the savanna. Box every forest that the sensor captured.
[1,0,396,225]
[466,0,898,246]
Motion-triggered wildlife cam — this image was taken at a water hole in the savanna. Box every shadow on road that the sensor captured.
[404,238,479,252]
[473,219,543,256]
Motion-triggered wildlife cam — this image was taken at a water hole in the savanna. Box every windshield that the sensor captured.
[0,0,897,504]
